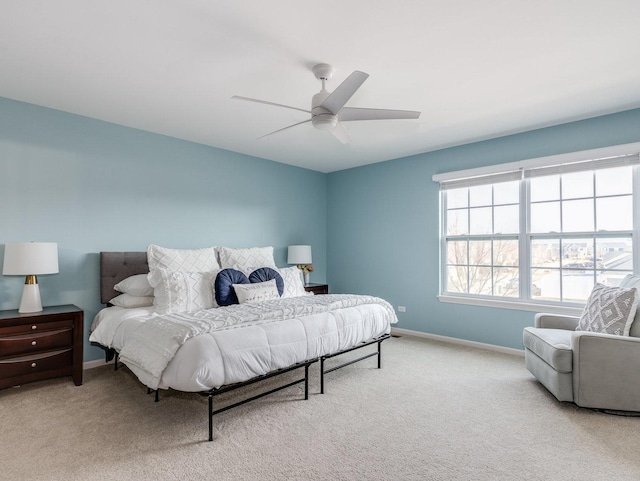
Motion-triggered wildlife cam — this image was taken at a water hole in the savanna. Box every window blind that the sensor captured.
[523,153,640,178]
[439,170,522,190]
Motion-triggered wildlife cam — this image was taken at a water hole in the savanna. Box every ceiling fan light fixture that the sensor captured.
[233,63,421,144]
[312,113,337,131]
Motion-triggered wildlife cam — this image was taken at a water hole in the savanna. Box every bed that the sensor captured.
[90,247,396,441]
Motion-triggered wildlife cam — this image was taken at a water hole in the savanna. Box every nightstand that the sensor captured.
[304,283,329,295]
[0,304,84,389]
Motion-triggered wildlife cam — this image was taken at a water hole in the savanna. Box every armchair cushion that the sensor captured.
[523,327,572,372]
[576,283,638,336]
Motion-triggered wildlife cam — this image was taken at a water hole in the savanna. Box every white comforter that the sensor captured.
[90,294,397,391]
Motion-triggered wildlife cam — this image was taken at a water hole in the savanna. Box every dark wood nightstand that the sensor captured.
[0,304,84,389]
[304,283,329,295]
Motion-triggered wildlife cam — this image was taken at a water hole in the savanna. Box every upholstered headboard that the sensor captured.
[100,252,149,304]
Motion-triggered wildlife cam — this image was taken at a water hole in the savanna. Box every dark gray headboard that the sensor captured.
[100,252,149,304]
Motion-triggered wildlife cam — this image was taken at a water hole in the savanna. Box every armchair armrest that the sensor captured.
[570,331,640,411]
[534,313,579,330]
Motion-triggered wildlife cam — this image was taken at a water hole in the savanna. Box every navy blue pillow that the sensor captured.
[249,267,284,297]
[215,268,250,306]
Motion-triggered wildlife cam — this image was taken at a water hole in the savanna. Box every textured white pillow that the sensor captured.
[110,293,154,308]
[278,266,308,298]
[150,268,219,314]
[218,246,276,275]
[576,283,638,336]
[147,244,220,274]
[233,279,279,304]
[114,274,153,297]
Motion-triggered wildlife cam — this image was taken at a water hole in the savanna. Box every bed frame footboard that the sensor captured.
[319,333,391,394]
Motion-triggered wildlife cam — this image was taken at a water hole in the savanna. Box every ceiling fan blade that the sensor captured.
[320,71,369,115]
[258,119,312,140]
[338,107,421,122]
[232,96,311,114]
[330,122,351,144]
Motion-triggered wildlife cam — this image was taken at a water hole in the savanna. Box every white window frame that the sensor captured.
[433,142,640,315]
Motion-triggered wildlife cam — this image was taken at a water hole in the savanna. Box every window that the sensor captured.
[445,179,520,297]
[436,147,640,308]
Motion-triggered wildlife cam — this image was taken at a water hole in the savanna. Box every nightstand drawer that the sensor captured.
[0,348,73,379]
[0,328,73,357]
[0,319,73,336]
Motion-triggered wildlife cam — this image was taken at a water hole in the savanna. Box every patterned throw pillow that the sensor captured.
[576,284,638,336]
[147,244,220,273]
[149,268,219,314]
[217,246,276,275]
[277,266,308,298]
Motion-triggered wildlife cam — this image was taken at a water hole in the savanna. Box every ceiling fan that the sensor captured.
[232,63,421,144]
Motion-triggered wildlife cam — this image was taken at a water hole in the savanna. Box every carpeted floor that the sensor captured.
[2,335,640,481]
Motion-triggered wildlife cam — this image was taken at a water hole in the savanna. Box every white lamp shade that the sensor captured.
[3,242,59,275]
[287,245,312,265]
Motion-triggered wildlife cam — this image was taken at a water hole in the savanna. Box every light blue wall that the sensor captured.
[327,108,640,350]
[3,95,638,360]
[0,97,327,361]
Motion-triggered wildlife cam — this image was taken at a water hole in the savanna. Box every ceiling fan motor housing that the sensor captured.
[312,113,338,131]
[311,89,337,131]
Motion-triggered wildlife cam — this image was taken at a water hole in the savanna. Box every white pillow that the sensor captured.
[114,274,153,297]
[150,268,219,314]
[233,279,280,304]
[147,244,220,274]
[218,246,276,275]
[278,266,308,298]
[110,293,154,308]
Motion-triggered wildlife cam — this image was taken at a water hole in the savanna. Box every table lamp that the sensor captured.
[287,245,312,284]
[3,242,59,313]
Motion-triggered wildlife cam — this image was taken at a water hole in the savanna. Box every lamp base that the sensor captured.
[19,282,43,313]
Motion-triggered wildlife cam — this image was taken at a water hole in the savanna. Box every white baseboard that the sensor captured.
[83,358,114,370]
[391,327,525,357]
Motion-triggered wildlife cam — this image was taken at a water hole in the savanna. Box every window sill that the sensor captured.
[437,294,584,317]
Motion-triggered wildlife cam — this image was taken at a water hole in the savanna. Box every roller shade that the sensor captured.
[524,153,639,178]
[439,170,522,190]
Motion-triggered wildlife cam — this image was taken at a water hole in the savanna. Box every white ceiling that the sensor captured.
[2,1,640,173]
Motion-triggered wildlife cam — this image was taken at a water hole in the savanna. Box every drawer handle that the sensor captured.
[31,362,37,368]
[31,325,37,330]
[31,340,37,346]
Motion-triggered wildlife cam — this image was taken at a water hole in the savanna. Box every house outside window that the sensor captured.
[434,145,640,311]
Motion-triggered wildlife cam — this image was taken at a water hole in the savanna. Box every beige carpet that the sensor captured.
[1,335,640,481]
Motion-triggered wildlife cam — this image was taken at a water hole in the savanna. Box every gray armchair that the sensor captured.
[523,275,640,412]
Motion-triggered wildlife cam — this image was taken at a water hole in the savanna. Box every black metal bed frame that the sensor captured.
[93,333,390,441]
[201,359,316,442]
[320,333,390,394]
